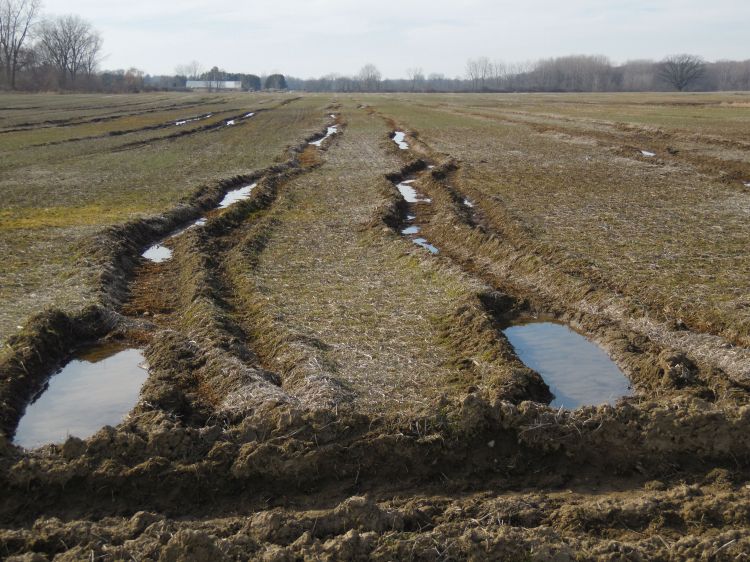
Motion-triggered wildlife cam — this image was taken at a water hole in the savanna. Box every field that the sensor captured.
[1,91,750,560]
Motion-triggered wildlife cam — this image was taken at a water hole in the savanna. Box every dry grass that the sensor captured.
[367,93,750,346]
[0,92,331,348]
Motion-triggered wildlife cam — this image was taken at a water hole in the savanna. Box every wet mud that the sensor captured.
[1,105,749,560]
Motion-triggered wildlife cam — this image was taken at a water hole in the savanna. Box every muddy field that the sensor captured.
[1,92,750,560]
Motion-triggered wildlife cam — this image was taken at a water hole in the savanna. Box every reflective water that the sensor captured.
[14,345,148,449]
[396,180,431,203]
[641,150,656,157]
[218,183,258,208]
[310,126,338,147]
[401,225,420,235]
[503,321,631,409]
[463,198,475,208]
[393,131,409,150]
[413,238,439,254]
[142,244,173,263]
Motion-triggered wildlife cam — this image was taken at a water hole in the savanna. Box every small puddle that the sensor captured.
[412,238,439,254]
[218,182,258,208]
[244,112,255,118]
[175,114,211,126]
[393,131,409,150]
[142,243,173,263]
[226,119,236,126]
[463,198,475,208]
[504,320,631,409]
[396,180,431,203]
[310,126,338,147]
[14,344,148,449]
[641,150,656,157]
[390,171,440,253]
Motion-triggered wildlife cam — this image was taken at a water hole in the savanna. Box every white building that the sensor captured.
[186,80,243,91]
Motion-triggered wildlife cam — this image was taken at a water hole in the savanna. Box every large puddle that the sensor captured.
[504,320,631,409]
[14,344,148,449]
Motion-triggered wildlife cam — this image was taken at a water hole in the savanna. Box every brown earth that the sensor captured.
[1,94,749,560]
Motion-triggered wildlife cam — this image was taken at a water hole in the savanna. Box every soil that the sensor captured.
[1,95,749,560]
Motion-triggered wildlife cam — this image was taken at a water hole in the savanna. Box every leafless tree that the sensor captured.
[38,15,102,88]
[358,63,381,91]
[406,67,424,92]
[466,57,492,90]
[0,0,40,89]
[658,54,705,91]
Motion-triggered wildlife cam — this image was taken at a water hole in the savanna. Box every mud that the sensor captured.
[1,101,749,560]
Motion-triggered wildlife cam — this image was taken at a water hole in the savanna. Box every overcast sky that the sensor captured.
[41,0,750,78]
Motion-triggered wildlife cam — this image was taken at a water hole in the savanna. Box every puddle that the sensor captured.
[14,345,148,449]
[641,150,656,157]
[218,183,258,208]
[142,243,173,263]
[463,198,475,208]
[743,181,750,188]
[226,119,236,126]
[310,126,338,147]
[244,112,255,118]
[406,214,416,221]
[393,131,409,150]
[397,180,431,203]
[504,320,631,409]
[402,225,420,235]
[412,238,439,253]
[175,114,211,126]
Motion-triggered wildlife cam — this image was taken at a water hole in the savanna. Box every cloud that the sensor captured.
[40,0,750,77]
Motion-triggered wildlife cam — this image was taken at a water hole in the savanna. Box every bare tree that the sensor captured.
[0,0,40,89]
[38,15,102,88]
[466,57,492,90]
[406,67,424,92]
[358,63,381,91]
[658,54,705,91]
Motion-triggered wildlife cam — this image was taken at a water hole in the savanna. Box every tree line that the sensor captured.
[287,56,750,93]
[1,0,748,94]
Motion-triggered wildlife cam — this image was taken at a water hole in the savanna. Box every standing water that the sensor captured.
[504,320,631,409]
[218,183,258,208]
[393,131,409,150]
[14,345,148,449]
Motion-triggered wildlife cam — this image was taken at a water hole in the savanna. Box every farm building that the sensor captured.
[186,80,243,91]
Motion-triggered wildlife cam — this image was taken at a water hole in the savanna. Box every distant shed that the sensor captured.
[186,80,243,91]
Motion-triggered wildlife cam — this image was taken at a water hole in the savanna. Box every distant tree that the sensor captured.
[406,67,424,92]
[465,57,491,90]
[658,54,705,91]
[242,73,261,91]
[358,63,381,91]
[264,73,287,89]
[124,67,144,91]
[38,15,102,88]
[0,0,41,89]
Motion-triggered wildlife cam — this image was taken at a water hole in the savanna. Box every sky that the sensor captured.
[41,0,750,78]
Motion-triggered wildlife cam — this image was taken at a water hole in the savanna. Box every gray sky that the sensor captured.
[42,0,750,78]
